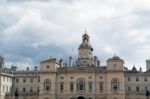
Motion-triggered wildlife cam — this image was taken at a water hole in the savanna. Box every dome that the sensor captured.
[107,55,124,63]
[78,42,93,51]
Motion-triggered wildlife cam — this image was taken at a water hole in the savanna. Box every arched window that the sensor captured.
[77,78,85,92]
[111,78,119,92]
[44,79,51,92]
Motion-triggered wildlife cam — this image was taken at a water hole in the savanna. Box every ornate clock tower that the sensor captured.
[77,32,94,66]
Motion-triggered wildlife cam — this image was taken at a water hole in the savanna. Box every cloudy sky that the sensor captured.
[1,0,150,71]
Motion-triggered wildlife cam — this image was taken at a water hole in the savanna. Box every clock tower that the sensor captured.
[77,31,94,66]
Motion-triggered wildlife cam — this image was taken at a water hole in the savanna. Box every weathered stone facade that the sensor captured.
[0,33,150,99]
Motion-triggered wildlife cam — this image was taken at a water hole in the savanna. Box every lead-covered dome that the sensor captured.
[78,42,93,51]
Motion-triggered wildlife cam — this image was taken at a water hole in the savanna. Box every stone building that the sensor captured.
[0,32,150,99]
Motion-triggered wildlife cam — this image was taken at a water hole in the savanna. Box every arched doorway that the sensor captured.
[77,96,85,99]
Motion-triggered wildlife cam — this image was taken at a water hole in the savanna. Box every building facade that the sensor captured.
[0,33,150,99]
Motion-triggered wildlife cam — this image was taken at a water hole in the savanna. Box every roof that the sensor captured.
[82,33,89,38]
[40,58,57,63]
[107,56,124,63]
[78,42,93,51]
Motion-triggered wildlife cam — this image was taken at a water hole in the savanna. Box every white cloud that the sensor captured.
[0,0,150,71]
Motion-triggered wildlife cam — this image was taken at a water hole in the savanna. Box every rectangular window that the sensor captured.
[145,86,148,90]
[70,84,74,91]
[3,86,5,92]
[6,87,8,92]
[30,78,33,83]
[100,82,103,92]
[23,88,26,92]
[37,87,40,92]
[3,77,5,81]
[30,87,33,92]
[10,87,12,93]
[88,83,92,93]
[136,77,139,81]
[16,79,19,83]
[16,88,18,92]
[144,77,147,81]
[128,87,131,91]
[136,87,139,92]
[23,78,26,83]
[128,77,131,81]
[45,85,50,91]
[60,84,63,91]
[60,83,64,93]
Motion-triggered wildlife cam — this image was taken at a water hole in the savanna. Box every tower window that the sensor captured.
[113,64,117,71]
[44,79,51,92]
[111,79,119,92]
[84,38,88,42]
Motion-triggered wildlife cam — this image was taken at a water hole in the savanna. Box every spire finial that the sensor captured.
[85,28,87,34]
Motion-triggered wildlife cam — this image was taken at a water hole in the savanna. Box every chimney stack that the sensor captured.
[59,59,64,67]
[146,59,150,71]
[69,56,73,67]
